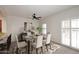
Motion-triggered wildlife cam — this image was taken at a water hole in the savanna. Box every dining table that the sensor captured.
[23,35,37,54]
[0,35,8,50]
[0,35,7,44]
[22,34,46,54]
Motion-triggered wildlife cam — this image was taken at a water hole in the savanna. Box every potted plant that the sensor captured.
[37,26,42,34]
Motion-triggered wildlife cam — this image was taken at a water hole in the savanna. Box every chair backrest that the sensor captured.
[36,35,43,48]
[18,32,27,42]
[7,34,12,50]
[15,35,21,48]
[46,34,51,44]
[15,35,19,45]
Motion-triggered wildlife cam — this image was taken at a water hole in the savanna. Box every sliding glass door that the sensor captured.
[62,19,79,49]
[61,20,70,46]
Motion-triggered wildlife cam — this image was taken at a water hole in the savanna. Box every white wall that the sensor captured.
[5,16,39,41]
[5,16,39,34]
[40,6,79,43]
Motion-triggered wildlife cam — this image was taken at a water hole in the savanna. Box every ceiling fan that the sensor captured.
[32,13,42,20]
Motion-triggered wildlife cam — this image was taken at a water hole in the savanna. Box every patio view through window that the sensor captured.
[62,19,79,49]
[42,24,47,35]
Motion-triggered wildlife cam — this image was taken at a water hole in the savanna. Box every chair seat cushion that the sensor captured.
[32,42,37,48]
[18,42,27,48]
[43,40,46,45]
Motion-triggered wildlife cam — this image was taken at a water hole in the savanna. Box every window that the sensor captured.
[42,24,47,35]
[62,19,79,49]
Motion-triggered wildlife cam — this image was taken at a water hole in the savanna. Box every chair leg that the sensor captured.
[15,48,19,54]
[41,47,43,54]
[32,46,34,54]
[36,48,38,54]
[31,46,33,53]
[50,44,52,49]
[46,45,48,51]
[25,46,28,53]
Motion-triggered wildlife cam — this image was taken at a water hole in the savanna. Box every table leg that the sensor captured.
[28,40,30,54]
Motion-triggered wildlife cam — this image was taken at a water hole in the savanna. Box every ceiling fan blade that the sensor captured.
[32,13,42,20]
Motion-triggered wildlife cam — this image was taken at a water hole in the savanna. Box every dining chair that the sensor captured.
[6,34,12,51]
[0,34,12,53]
[18,32,27,42]
[32,35,43,54]
[45,34,51,51]
[15,35,27,53]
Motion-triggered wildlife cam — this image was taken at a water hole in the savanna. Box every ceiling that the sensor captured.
[0,5,76,19]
